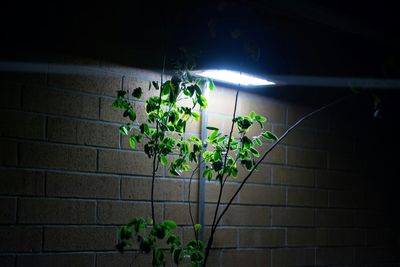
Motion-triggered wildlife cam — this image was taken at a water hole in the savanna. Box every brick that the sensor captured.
[239,228,285,248]
[271,248,315,267]
[329,190,363,208]
[287,147,327,168]
[239,92,286,124]
[19,142,97,171]
[98,150,158,176]
[287,228,328,247]
[354,210,382,228]
[0,226,42,252]
[0,255,15,267]
[23,87,99,119]
[205,182,237,203]
[223,249,270,267]
[184,179,199,202]
[315,170,358,189]
[48,72,121,96]
[316,247,353,266]
[44,226,116,251]
[223,205,270,226]
[0,197,16,224]
[0,110,45,139]
[0,140,17,166]
[287,188,328,207]
[207,87,237,115]
[287,104,329,130]
[326,228,364,246]
[239,184,285,205]
[100,97,147,124]
[183,227,237,248]
[124,76,159,100]
[47,117,119,148]
[329,152,361,171]
[18,198,95,224]
[315,208,353,227]
[237,163,271,184]
[274,125,329,149]
[97,201,162,225]
[259,144,285,164]
[165,203,200,225]
[0,72,46,87]
[46,172,119,199]
[366,229,397,246]
[207,113,230,135]
[96,252,152,267]
[355,247,399,264]
[271,207,314,227]
[272,166,314,187]
[0,169,44,196]
[121,177,183,201]
[16,254,95,267]
[0,81,21,108]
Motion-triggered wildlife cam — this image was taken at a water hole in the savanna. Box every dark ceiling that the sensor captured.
[2,0,400,79]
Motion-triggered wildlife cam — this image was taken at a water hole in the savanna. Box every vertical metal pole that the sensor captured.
[198,82,209,241]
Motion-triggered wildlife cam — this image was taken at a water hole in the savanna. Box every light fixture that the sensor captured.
[195,69,276,86]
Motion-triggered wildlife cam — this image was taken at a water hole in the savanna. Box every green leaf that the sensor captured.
[112,97,129,109]
[198,95,208,108]
[153,248,165,266]
[241,159,253,170]
[249,111,256,119]
[152,81,159,90]
[212,161,223,171]
[160,154,167,165]
[134,134,143,143]
[191,111,200,121]
[206,130,219,142]
[162,219,177,230]
[194,224,202,235]
[254,137,262,145]
[117,90,126,97]
[161,81,171,96]
[173,248,183,265]
[250,147,260,157]
[124,108,136,121]
[262,131,278,141]
[132,87,143,98]
[129,135,136,149]
[139,238,152,254]
[255,114,267,122]
[140,123,150,135]
[119,125,129,135]
[208,79,215,91]
[206,126,219,131]
[231,166,238,177]
[203,169,212,181]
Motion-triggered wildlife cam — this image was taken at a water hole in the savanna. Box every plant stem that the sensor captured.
[151,56,166,225]
[202,93,353,267]
[203,89,239,266]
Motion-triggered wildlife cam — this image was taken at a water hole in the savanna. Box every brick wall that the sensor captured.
[0,58,399,267]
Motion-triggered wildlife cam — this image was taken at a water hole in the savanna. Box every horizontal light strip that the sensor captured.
[195,69,276,86]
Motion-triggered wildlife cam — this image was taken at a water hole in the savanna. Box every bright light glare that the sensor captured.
[196,70,275,86]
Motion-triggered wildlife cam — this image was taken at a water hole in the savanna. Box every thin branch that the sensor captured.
[210,89,240,231]
[213,93,354,231]
[203,89,239,266]
[151,55,167,224]
[187,163,200,239]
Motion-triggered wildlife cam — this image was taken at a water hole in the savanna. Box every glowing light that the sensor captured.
[196,70,275,86]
